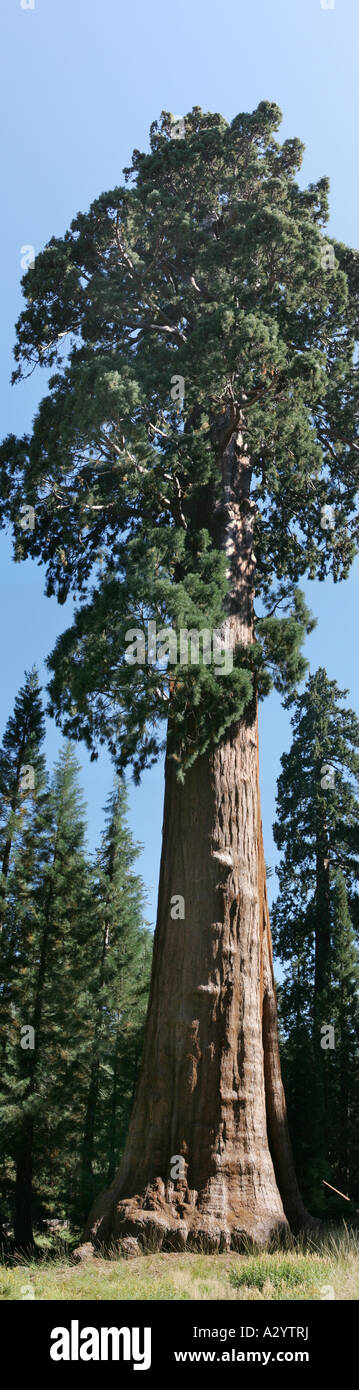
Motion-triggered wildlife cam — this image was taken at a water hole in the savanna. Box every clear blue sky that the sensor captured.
[1,0,358,931]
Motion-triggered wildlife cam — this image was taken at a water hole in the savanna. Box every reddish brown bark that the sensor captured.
[82,430,311,1253]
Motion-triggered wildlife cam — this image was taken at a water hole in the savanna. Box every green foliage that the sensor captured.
[0,667,46,915]
[0,680,152,1240]
[273,668,359,893]
[229,1254,327,1295]
[272,670,359,1212]
[77,778,152,1218]
[1,103,359,774]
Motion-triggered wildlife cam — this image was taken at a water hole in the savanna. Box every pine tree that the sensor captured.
[78,779,152,1220]
[0,706,152,1245]
[2,103,359,1247]
[0,743,91,1251]
[0,668,45,928]
[327,871,359,1204]
[272,670,359,1210]
[0,671,48,1239]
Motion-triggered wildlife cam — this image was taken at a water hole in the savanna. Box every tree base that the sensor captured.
[80,1176,297,1257]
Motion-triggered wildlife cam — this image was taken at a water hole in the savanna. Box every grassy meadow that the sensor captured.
[0,1224,358,1301]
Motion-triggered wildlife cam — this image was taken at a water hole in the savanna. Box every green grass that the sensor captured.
[1,1224,358,1300]
[229,1254,330,1299]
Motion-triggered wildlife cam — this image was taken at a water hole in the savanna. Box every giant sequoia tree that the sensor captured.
[1,103,359,1250]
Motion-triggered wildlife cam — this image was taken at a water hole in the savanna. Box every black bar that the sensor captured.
[0,1298,353,1375]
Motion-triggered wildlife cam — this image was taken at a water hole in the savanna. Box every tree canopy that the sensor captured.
[1,103,359,777]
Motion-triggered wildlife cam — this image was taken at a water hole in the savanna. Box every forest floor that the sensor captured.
[0,1225,358,1300]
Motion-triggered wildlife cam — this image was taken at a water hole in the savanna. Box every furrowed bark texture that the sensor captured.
[83,430,310,1254]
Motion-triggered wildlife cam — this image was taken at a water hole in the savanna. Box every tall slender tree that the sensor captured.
[0,671,48,1239]
[0,668,45,928]
[329,871,359,1200]
[2,103,359,1248]
[0,744,91,1250]
[272,670,359,1209]
[78,779,152,1220]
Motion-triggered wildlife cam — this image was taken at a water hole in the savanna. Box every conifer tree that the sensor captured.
[272,670,359,1210]
[0,744,91,1251]
[330,872,359,1200]
[2,103,359,1247]
[78,779,151,1220]
[0,668,45,927]
[0,741,151,1244]
[0,671,48,1238]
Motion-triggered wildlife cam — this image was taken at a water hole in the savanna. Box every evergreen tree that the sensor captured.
[0,736,152,1245]
[0,672,48,1238]
[0,743,91,1250]
[2,103,359,1246]
[78,779,152,1220]
[272,670,359,1210]
[0,668,45,927]
[327,871,359,1203]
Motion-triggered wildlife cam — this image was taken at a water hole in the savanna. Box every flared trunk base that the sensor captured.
[81,1175,289,1256]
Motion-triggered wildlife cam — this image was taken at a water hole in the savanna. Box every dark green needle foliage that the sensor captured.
[0,683,152,1243]
[1,103,359,777]
[77,778,152,1221]
[0,743,91,1247]
[0,668,48,1103]
[0,668,46,915]
[0,671,48,1239]
[272,669,359,1212]
[329,871,359,1202]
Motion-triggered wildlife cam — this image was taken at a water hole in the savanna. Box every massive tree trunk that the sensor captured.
[83,429,311,1253]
